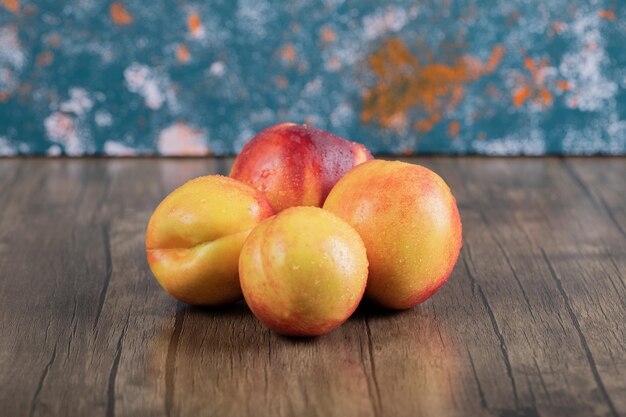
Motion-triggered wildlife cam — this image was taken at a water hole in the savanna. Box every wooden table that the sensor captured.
[0,158,624,417]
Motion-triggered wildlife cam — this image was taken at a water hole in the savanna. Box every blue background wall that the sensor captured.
[0,0,624,156]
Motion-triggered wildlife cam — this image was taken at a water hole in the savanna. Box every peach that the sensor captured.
[239,206,368,336]
[146,176,274,305]
[230,123,372,212]
[323,160,462,309]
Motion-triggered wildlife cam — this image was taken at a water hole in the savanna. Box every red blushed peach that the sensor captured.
[323,160,462,309]
[239,206,368,336]
[230,123,372,212]
[146,176,274,305]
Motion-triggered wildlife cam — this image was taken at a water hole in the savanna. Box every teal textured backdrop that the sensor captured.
[0,0,624,156]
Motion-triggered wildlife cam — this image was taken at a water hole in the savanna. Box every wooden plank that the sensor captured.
[562,157,626,241]
[0,158,623,417]
[430,157,626,417]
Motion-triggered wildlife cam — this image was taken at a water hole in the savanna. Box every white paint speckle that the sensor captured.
[303,78,322,96]
[559,13,618,111]
[362,7,413,41]
[46,145,62,156]
[330,102,355,128]
[104,141,136,156]
[0,25,26,95]
[0,26,26,71]
[94,110,113,127]
[124,63,178,111]
[209,61,226,77]
[157,123,209,156]
[93,92,107,102]
[473,130,546,155]
[236,0,275,38]
[44,112,84,156]
[562,101,625,155]
[0,136,16,156]
[60,88,93,116]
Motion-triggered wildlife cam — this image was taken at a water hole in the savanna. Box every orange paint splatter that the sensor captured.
[512,86,532,107]
[47,34,61,48]
[512,57,553,108]
[598,9,616,20]
[187,12,203,37]
[556,80,570,91]
[110,2,133,26]
[381,113,406,132]
[320,26,336,43]
[414,114,439,133]
[275,76,288,89]
[176,44,191,63]
[551,21,566,34]
[0,91,11,102]
[537,89,553,107]
[280,43,297,63]
[362,38,506,133]
[484,45,506,73]
[2,0,19,13]
[36,51,54,67]
[448,121,460,138]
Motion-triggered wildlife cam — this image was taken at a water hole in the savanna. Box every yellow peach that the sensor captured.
[146,176,274,305]
[323,160,462,309]
[239,206,368,336]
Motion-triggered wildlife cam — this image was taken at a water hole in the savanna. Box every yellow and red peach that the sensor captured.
[323,160,462,309]
[146,175,275,305]
[230,123,372,212]
[239,206,368,336]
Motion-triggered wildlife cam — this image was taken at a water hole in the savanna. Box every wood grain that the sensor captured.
[0,157,624,417]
